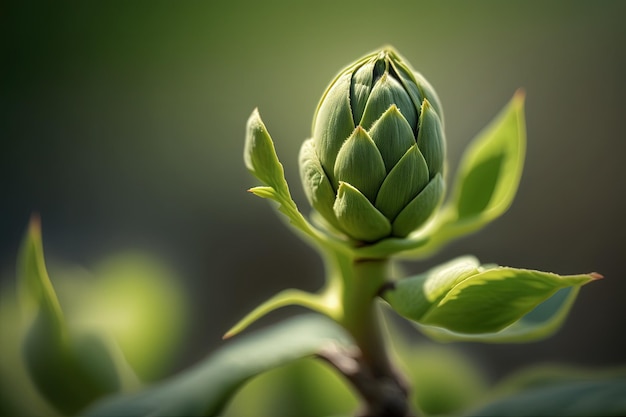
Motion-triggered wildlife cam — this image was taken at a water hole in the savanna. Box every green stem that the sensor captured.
[327,250,410,416]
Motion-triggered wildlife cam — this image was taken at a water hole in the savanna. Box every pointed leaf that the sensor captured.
[391,173,444,237]
[17,218,136,415]
[244,109,288,191]
[334,126,386,202]
[350,57,377,126]
[416,99,445,178]
[375,145,429,220]
[382,256,599,335]
[83,314,353,417]
[243,113,322,244]
[298,138,340,230]
[223,289,339,339]
[367,105,416,172]
[334,182,391,242]
[360,72,417,131]
[313,72,356,180]
[388,52,444,125]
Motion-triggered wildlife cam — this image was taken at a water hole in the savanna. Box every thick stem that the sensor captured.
[330,253,411,417]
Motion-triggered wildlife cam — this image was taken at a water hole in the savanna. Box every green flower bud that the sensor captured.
[300,48,446,243]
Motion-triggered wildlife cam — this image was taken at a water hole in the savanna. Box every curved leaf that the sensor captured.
[382,256,600,336]
[417,286,585,343]
[17,217,138,415]
[83,314,352,417]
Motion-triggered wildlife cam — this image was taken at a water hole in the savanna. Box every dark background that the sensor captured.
[2,0,625,385]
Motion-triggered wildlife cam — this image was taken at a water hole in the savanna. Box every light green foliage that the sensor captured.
[12,45,615,417]
[383,256,599,335]
[83,314,352,417]
[17,218,138,416]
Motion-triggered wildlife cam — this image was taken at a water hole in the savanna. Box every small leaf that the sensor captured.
[375,145,429,220]
[382,256,599,335]
[298,138,341,230]
[223,289,340,339]
[360,72,417,131]
[367,105,416,172]
[313,72,356,181]
[333,181,391,242]
[391,173,444,237]
[244,109,288,191]
[334,126,386,202]
[83,314,353,417]
[416,99,445,178]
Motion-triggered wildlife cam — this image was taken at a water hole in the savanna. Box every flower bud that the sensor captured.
[300,48,446,242]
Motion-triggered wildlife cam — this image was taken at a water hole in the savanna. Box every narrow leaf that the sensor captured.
[223,289,339,339]
[83,314,353,417]
[416,99,445,179]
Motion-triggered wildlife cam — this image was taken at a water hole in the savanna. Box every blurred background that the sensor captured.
[2,0,625,414]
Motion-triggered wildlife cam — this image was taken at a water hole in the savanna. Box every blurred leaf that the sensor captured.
[17,217,138,415]
[467,375,626,416]
[382,256,599,336]
[83,314,353,417]
[69,253,188,381]
[222,358,358,417]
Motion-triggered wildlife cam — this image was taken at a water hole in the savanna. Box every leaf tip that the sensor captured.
[513,88,526,105]
[28,213,42,236]
[589,272,604,281]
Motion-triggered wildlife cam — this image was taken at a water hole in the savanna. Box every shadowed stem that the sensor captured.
[324,253,412,417]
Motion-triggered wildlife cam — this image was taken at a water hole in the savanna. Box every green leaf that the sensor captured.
[391,173,444,238]
[382,256,600,335]
[244,109,288,191]
[244,111,325,246]
[222,289,340,339]
[333,126,386,203]
[405,91,526,257]
[417,286,585,343]
[333,181,391,242]
[17,217,138,415]
[83,314,353,417]
[466,375,626,417]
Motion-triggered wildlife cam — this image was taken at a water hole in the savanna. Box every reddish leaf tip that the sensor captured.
[589,272,604,280]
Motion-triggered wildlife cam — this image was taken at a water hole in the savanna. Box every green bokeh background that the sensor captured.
[2,0,625,406]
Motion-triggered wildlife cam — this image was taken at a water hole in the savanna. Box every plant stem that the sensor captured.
[327,252,411,417]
